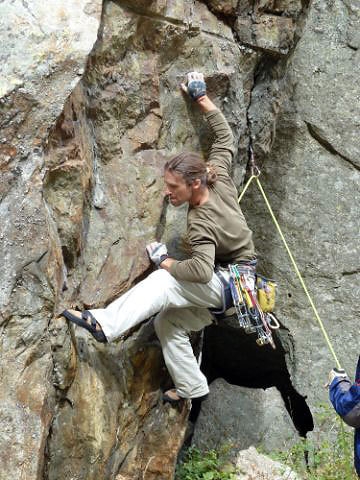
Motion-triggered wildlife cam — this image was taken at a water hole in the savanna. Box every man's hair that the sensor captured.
[164,152,217,186]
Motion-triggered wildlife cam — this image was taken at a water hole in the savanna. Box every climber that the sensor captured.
[328,358,360,477]
[62,71,256,403]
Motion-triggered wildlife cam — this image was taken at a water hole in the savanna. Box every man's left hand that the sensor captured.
[181,71,206,100]
[146,242,169,266]
[326,368,348,387]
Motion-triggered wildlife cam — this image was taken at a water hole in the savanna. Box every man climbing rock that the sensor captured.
[63,71,256,403]
[328,358,360,477]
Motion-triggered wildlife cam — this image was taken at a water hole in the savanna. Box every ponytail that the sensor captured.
[206,163,217,186]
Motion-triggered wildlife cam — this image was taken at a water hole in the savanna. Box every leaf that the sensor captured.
[203,473,214,480]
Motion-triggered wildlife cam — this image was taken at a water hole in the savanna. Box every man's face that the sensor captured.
[164,170,192,207]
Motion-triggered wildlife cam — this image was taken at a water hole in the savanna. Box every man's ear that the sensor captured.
[192,178,201,190]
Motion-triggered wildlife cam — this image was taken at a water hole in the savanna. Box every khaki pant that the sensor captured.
[90,269,223,398]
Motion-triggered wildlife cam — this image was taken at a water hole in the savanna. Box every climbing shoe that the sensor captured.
[62,309,107,343]
[163,389,208,405]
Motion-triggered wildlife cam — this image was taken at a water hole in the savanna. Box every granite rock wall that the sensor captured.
[0,0,359,478]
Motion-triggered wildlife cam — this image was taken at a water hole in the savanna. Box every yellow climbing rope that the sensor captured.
[238,173,342,370]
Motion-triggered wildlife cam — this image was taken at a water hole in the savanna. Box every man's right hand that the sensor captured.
[181,71,206,100]
[146,242,169,267]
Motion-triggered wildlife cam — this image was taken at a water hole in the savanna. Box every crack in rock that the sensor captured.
[116,0,235,43]
[306,121,360,171]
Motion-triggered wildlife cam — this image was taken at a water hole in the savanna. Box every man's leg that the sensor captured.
[89,269,222,342]
[154,307,212,399]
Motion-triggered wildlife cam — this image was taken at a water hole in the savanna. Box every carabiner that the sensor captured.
[266,312,280,330]
[249,145,261,178]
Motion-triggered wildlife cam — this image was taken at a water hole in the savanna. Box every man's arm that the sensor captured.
[204,108,234,176]
[150,248,215,284]
[146,234,215,284]
[195,95,217,113]
[181,72,234,175]
[159,257,175,272]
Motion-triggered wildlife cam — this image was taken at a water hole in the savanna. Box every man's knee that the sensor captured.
[154,312,169,341]
[147,268,173,285]
[154,311,179,341]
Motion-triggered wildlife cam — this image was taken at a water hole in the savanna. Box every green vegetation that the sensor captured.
[175,446,236,480]
[271,402,357,480]
[176,403,357,480]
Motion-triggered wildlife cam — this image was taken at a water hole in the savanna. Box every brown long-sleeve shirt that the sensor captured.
[169,109,255,283]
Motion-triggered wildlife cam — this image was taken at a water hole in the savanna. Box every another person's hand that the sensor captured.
[146,242,169,266]
[326,368,348,387]
[181,71,206,100]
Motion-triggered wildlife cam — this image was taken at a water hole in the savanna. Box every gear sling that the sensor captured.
[211,261,279,350]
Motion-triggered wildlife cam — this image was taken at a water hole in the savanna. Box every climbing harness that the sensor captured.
[237,147,342,369]
[212,261,279,350]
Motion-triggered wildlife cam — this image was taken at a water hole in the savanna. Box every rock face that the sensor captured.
[0,2,103,479]
[196,0,359,455]
[0,0,359,479]
[241,0,360,425]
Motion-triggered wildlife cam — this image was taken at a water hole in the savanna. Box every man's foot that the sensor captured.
[162,388,209,404]
[62,309,107,343]
[163,389,183,404]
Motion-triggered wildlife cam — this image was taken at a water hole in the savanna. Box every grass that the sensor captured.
[270,402,357,480]
[175,446,237,480]
[176,403,358,480]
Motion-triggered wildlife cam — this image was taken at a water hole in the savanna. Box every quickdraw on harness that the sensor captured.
[228,263,279,349]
